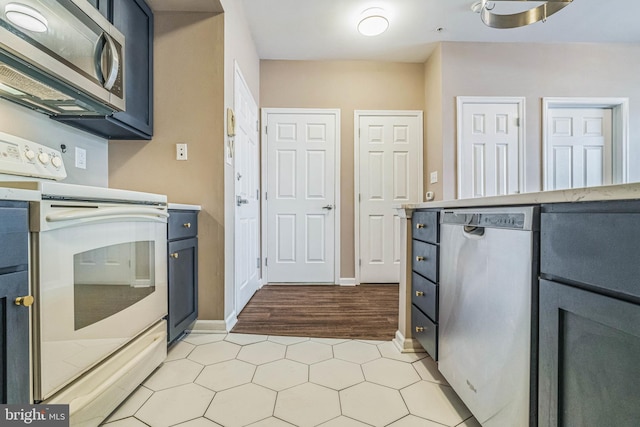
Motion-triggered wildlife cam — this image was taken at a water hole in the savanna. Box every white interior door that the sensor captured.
[545,107,613,190]
[357,112,422,283]
[457,98,523,199]
[264,110,338,283]
[234,64,260,313]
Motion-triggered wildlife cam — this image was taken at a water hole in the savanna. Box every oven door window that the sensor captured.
[74,241,155,330]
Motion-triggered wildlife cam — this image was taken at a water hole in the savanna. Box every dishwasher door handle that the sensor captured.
[463,225,485,237]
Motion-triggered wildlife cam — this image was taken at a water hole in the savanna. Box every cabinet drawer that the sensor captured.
[412,272,437,322]
[168,211,198,240]
[412,239,438,283]
[412,210,439,243]
[412,305,438,360]
[541,205,640,299]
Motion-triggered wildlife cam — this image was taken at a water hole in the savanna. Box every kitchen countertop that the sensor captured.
[0,186,40,202]
[168,203,202,211]
[400,183,640,210]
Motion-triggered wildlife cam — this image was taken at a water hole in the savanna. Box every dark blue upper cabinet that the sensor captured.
[55,0,154,140]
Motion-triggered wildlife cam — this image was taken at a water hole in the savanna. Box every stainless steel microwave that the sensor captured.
[0,0,125,115]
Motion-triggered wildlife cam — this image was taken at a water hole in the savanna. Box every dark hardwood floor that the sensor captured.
[231,284,399,340]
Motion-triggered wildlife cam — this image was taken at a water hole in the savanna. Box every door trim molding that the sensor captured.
[260,108,341,284]
[456,96,526,199]
[354,110,424,285]
[233,61,260,315]
[542,97,629,190]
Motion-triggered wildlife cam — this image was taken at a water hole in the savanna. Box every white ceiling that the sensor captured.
[240,0,640,63]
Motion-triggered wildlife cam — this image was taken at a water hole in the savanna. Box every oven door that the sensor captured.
[32,204,167,400]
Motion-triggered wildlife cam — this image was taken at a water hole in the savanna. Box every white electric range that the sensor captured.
[0,131,168,426]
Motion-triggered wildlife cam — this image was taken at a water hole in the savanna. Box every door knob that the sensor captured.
[322,205,334,210]
[170,253,179,259]
[415,326,424,333]
[183,222,192,228]
[236,196,249,206]
[416,223,425,229]
[15,295,34,307]
[416,256,425,262]
[415,291,424,297]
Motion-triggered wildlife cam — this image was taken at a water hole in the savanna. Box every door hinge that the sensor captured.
[515,117,520,127]
[256,189,259,200]
[265,192,268,200]
[257,257,260,268]
[359,193,361,202]
[256,120,259,132]
[265,257,268,266]
[265,126,268,135]
[359,259,362,266]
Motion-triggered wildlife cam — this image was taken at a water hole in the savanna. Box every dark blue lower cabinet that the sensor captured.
[538,279,640,426]
[0,201,30,404]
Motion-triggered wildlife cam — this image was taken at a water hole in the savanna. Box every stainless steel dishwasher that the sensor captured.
[439,206,539,427]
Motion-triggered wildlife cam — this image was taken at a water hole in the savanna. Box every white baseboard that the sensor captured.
[190,320,228,334]
[392,330,426,354]
[225,310,238,331]
[339,278,357,286]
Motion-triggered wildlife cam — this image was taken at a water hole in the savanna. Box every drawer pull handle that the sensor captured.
[170,253,179,259]
[415,291,424,297]
[15,295,34,307]
[415,326,424,333]
[416,256,425,262]
[416,223,425,229]
[183,223,192,228]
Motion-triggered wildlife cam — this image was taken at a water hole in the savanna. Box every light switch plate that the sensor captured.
[176,143,188,160]
[430,171,438,184]
[75,147,86,169]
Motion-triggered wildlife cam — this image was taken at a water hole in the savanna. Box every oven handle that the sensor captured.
[45,207,169,223]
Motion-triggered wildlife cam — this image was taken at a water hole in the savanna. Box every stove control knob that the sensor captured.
[51,156,63,168]
[24,148,36,161]
[38,152,51,165]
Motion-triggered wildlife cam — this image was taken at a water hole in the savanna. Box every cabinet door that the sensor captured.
[87,0,110,19]
[168,238,198,343]
[0,271,30,404]
[111,0,153,137]
[539,279,640,426]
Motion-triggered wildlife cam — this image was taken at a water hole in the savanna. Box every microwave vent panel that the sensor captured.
[0,64,72,101]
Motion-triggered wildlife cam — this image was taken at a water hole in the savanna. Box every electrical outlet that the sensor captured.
[430,171,438,184]
[176,143,188,160]
[75,147,86,169]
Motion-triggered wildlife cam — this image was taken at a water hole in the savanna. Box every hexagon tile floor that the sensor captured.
[102,333,481,427]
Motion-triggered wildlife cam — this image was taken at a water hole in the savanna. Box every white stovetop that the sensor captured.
[400,183,640,210]
[0,181,166,204]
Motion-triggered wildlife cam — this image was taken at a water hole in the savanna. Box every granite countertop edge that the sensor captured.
[168,203,202,211]
[398,183,640,210]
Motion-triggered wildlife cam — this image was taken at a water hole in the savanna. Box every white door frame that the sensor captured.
[542,97,629,190]
[354,110,423,285]
[456,96,526,199]
[260,108,341,284]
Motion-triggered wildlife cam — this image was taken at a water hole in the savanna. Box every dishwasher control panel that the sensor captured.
[441,207,538,231]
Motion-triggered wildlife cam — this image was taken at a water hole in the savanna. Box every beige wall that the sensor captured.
[424,45,443,200]
[109,12,226,320]
[436,41,640,200]
[260,60,425,280]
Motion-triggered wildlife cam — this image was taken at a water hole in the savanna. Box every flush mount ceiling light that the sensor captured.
[358,7,389,36]
[5,3,48,33]
[473,0,573,29]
